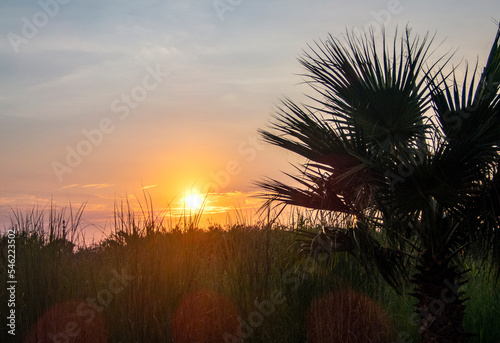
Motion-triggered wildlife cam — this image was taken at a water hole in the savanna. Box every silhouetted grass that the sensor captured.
[0,202,497,342]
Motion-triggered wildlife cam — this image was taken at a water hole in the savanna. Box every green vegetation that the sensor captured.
[258,25,500,342]
[0,204,498,342]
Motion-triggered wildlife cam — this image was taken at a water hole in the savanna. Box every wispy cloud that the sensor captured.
[2,0,498,231]
[62,184,80,189]
[0,194,52,206]
[0,198,16,205]
[142,185,157,190]
[81,184,114,189]
[167,190,263,218]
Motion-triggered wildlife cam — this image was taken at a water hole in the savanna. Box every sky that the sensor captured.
[1,0,499,240]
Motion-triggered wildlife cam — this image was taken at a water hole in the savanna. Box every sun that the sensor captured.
[185,193,204,210]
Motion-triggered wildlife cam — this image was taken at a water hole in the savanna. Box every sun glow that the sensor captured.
[185,193,204,210]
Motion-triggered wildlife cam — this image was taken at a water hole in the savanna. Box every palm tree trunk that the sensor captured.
[411,251,472,343]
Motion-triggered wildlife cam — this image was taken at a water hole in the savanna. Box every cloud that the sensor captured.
[0,194,52,206]
[62,184,80,189]
[81,184,114,189]
[142,185,157,190]
[2,0,499,233]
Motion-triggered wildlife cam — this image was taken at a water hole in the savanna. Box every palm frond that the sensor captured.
[298,27,448,152]
[258,25,500,297]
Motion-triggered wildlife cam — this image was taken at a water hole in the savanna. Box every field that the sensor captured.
[0,205,498,342]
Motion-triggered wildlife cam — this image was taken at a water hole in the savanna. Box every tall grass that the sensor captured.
[0,201,498,342]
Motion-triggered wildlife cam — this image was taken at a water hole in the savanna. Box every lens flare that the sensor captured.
[24,301,108,343]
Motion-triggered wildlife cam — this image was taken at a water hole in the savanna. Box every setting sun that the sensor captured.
[185,193,204,210]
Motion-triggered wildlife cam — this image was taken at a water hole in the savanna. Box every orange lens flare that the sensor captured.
[25,301,108,343]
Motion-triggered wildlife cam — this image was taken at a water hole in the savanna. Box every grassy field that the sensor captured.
[0,205,498,342]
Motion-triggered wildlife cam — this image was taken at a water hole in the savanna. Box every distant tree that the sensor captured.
[258,25,500,342]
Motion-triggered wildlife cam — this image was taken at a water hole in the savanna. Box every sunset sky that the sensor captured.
[1,0,499,239]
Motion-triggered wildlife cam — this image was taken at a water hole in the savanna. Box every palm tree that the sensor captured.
[258,25,500,342]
